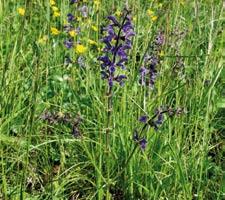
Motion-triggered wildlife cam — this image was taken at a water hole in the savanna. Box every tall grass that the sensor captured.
[0,0,224,199]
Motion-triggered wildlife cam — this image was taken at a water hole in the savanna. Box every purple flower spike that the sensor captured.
[70,0,78,4]
[109,65,116,73]
[98,11,135,88]
[155,112,164,125]
[79,5,88,18]
[108,15,120,26]
[155,32,164,46]
[67,13,75,22]
[139,32,164,89]
[64,39,73,49]
[139,115,148,123]
[139,138,147,150]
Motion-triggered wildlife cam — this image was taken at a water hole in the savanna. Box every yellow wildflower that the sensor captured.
[91,25,98,32]
[76,17,81,22]
[151,16,158,21]
[159,50,164,57]
[51,27,60,35]
[17,8,25,16]
[94,0,100,10]
[115,10,122,17]
[53,11,60,17]
[50,0,56,6]
[51,6,59,12]
[69,30,77,37]
[38,35,48,44]
[75,44,87,54]
[94,0,100,6]
[88,39,98,46]
[147,9,154,16]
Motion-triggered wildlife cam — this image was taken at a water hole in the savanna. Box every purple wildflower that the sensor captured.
[67,13,75,22]
[70,0,78,4]
[64,39,73,49]
[107,15,120,26]
[139,115,148,123]
[132,130,147,150]
[139,138,147,150]
[155,112,164,125]
[98,10,135,88]
[115,74,127,86]
[79,5,88,18]
[155,32,164,45]
[140,32,164,89]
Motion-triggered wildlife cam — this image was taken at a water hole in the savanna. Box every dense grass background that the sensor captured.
[0,0,224,199]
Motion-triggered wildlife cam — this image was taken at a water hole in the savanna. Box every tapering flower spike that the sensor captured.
[98,9,135,88]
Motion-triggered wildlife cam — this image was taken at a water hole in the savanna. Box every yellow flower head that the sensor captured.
[94,0,100,6]
[69,30,77,37]
[50,0,56,6]
[88,39,98,46]
[147,9,154,16]
[91,25,98,32]
[38,35,48,44]
[115,10,122,17]
[51,6,59,12]
[17,8,25,16]
[151,15,158,21]
[53,11,61,17]
[94,0,100,9]
[51,27,60,35]
[76,17,81,22]
[75,44,87,54]
[159,50,164,57]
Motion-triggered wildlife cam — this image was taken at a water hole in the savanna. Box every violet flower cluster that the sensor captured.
[70,0,88,17]
[98,11,135,87]
[134,106,185,150]
[64,1,88,65]
[139,108,165,131]
[140,32,164,89]
[40,111,82,138]
[133,130,147,150]
[70,0,77,3]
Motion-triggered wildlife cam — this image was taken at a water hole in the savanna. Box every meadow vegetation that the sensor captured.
[0,0,224,199]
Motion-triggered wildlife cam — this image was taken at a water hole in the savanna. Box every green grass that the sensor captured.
[0,0,224,199]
